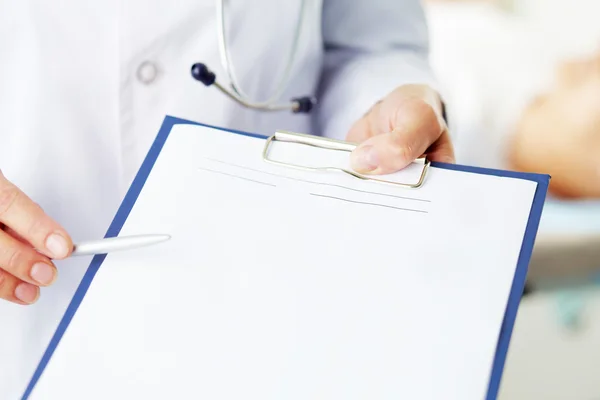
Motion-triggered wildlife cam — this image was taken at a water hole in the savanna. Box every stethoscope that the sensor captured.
[191,0,315,114]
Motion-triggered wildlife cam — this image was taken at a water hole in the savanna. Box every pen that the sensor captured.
[71,234,171,256]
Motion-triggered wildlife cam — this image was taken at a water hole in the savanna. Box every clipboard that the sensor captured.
[21,115,550,400]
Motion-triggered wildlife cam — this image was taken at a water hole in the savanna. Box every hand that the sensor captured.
[0,171,72,305]
[347,84,454,174]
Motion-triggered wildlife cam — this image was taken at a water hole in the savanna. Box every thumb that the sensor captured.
[349,132,420,175]
[349,102,441,175]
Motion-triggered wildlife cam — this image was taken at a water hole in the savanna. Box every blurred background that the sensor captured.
[422,0,600,398]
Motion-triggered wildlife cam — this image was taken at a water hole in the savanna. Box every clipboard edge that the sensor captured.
[483,170,550,399]
[20,116,199,399]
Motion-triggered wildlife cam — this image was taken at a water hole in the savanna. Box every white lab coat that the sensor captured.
[0,1,437,397]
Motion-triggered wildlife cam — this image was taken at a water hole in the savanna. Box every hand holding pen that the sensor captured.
[0,171,169,305]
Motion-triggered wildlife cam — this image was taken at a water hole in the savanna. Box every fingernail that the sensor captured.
[30,262,56,285]
[46,233,69,259]
[351,145,379,172]
[15,282,39,304]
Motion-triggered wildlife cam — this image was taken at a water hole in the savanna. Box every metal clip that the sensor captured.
[262,130,430,189]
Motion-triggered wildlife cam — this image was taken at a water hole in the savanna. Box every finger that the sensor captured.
[346,115,373,144]
[346,101,383,143]
[426,131,455,164]
[0,171,72,259]
[0,268,40,305]
[349,100,443,174]
[0,230,57,287]
[3,225,31,245]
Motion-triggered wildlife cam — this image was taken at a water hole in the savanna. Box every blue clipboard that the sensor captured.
[22,115,550,400]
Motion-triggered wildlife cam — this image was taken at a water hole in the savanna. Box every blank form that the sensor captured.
[27,123,538,400]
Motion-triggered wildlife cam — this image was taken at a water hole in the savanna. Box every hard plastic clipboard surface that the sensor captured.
[21,115,550,400]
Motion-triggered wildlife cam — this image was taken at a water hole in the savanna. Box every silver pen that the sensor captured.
[71,234,171,256]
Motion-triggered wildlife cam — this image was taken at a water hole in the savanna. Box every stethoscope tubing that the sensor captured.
[191,0,315,113]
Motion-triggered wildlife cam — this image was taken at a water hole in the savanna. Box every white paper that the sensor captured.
[28,124,538,400]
